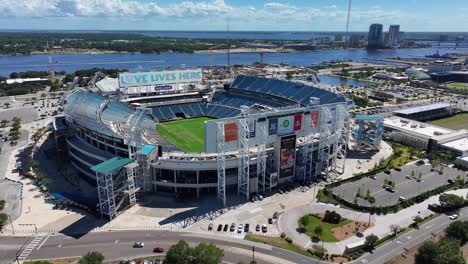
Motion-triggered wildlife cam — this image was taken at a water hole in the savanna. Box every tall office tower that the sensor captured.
[387,25,400,48]
[367,23,384,49]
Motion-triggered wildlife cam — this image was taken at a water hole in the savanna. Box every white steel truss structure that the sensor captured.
[125,163,139,207]
[334,104,350,174]
[237,118,250,200]
[216,123,227,207]
[316,107,333,179]
[302,124,315,182]
[96,172,117,220]
[256,120,267,194]
[129,107,152,158]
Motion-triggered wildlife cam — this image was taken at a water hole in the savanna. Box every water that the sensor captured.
[318,75,375,87]
[0,47,466,77]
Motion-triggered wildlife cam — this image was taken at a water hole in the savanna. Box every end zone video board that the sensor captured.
[118,69,202,88]
[279,134,296,178]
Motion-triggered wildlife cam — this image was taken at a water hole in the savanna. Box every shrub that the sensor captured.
[285,237,293,244]
[323,211,342,224]
[0,213,7,228]
[0,200,5,211]
[280,232,286,238]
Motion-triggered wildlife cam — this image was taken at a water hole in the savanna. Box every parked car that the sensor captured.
[208,223,213,231]
[244,223,250,232]
[449,214,459,220]
[230,223,236,232]
[262,224,267,233]
[237,224,243,233]
[268,218,273,224]
[217,224,223,231]
[255,224,261,232]
[133,242,144,248]
[258,195,264,201]
[223,224,229,232]
[153,247,164,253]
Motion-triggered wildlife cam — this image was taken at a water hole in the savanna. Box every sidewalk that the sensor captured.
[278,188,468,254]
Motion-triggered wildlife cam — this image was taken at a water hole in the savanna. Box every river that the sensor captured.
[0,47,466,77]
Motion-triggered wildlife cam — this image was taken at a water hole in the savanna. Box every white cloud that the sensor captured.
[1,0,449,31]
[264,2,296,10]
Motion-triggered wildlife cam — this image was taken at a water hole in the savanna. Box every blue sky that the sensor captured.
[0,0,467,31]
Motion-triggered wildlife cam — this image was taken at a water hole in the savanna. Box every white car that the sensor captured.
[133,242,145,248]
[449,214,459,220]
[237,224,243,233]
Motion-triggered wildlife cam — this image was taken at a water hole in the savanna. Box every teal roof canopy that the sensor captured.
[138,144,157,155]
[91,157,135,174]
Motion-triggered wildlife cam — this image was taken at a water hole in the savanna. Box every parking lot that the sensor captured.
[190,182,319,237]
[331,162,466,207]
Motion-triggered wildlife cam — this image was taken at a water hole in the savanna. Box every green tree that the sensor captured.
[3,102,10,108]
[78,251,104,264]
[285,72,293,80]
[164,240,192,264]
[384,177,388,186]
[391,181,396,189]
[445,221,468,244]
[364,234,378,249]
[164,240,224,264]
[314,224,323,239]
[415,238,465,264]
[357,186,362,197]
[368,196,376,206]
[366,189,371,199]
[299,215,308,231]
[191,243,224,264]
[411,170,415,177]
[439,194,465,209]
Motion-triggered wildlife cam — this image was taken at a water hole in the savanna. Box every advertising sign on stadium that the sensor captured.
[279,135,296,178]
[310,111,319,127]
[224,123,238,142]
[118,69,203,88]
[155,85,172,91]
[248,120,256,138]
[293,114,302,131]
[268,118,278,135]
[278,116,294,135]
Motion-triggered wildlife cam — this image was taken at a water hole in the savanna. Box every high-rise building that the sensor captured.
[387,25,400,48]
[349,34,362,48]
[367,24,384,49]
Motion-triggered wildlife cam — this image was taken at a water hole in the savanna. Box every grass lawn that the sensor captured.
[299,214,352,242]
[446,82,468,90]
[244,235,317,259]
[429,113,468,130]
[156,117,214,152]
[390,144,414,167]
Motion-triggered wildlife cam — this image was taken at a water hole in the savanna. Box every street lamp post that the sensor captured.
[8,215,15,235]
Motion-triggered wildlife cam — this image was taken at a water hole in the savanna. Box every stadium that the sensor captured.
[55,71,352,219]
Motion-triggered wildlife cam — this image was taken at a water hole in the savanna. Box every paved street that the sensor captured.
[2,205,467,264]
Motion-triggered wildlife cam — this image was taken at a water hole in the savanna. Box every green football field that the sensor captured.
[156,117,214,152]
[429,113,468,130]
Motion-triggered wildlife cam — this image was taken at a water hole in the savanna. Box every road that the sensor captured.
[1,207,466,264]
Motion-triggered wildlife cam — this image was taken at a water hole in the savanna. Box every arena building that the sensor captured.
[55,73,352,219]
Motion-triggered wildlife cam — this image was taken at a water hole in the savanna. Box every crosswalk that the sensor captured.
[17,235,45,261]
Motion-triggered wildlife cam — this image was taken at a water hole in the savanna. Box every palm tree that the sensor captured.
[314,224,324,253]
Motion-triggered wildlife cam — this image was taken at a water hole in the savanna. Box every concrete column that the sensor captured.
[196,170,200,199]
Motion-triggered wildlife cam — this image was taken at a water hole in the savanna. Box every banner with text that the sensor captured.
[278,116,294,135]
[119,69,202,88]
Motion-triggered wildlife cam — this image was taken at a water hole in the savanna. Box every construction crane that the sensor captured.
[209,45,227,68]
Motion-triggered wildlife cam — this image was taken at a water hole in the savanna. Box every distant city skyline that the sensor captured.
[0,0,467,32]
